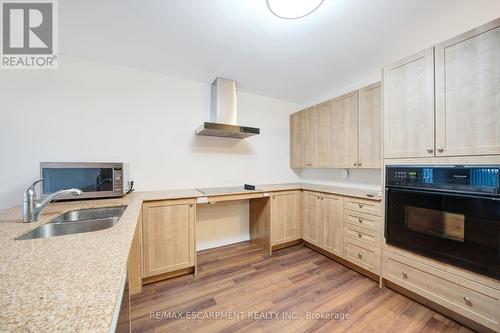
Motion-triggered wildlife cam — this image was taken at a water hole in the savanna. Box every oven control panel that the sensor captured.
[386,166,500,195]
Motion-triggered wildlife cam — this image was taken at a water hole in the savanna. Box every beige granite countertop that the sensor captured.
[0,183,379,332]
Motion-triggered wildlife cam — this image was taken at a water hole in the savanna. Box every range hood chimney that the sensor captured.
[195,78,260,139]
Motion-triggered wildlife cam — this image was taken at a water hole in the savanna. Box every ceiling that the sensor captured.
[59,0,500,105]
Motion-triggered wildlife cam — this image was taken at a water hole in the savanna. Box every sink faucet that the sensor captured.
[23,179,82,223]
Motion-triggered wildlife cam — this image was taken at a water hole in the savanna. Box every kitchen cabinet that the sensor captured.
[303,191,324,247]
[323,194,344,257]
[358,83,382,168]
[383,48,435,158]
[435,19,500,157]
[383,18,500,159]
[290,110,307,168]
[332,91,359,168]
[290,103,332,168]
[290,83,381,169]
[270,191,301,246]
[309,102,332,167]
[142,199,196,278]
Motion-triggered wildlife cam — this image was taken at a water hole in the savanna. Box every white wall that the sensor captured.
[0,56,382,249]
[0,56,302,211]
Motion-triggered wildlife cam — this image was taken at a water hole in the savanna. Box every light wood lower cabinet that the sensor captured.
[344,237,380,274]
[383,250,500,332]
[303,191,324,247]
[270,191,301,246]
[323,194,344,257]
[142,199,196,278]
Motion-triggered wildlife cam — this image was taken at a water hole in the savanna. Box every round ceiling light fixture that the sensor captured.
[266,0,324,19]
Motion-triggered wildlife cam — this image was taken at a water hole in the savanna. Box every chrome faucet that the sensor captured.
[23,179,82,223]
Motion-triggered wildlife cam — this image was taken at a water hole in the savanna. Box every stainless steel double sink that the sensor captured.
[16,206,127,240]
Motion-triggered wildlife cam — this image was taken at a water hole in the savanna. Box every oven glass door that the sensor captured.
[385,187,500,279]
[42,167,114,194]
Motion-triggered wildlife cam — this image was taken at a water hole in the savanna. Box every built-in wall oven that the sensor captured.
[385,165,500,279]
[40,162,129,200]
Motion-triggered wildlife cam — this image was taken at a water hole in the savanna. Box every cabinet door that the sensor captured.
[323,194,344,256]
[142,199,195,278]
[383,48,435,158]
[358,83,382,168]
[271,191,301,246]
[303,191,324,247]
[309,102,332,168]
[435,19,500,157]
[290,111,307,168]
[332,91,359,168]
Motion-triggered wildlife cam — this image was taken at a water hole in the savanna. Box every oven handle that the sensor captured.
[385,186,500,201]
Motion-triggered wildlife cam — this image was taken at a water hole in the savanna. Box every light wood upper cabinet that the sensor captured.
[142,199,195,278]
[310,102,332,167]
[383,48,435,158]
[435,19,500,157]
[290,111,307,168]
[323,194,344,257]
[290,83,381,169]
[358,83,382,168]
[290,105,332,168]
[271,191,301,246]
[332,92,359,168]
[303,191,324,247]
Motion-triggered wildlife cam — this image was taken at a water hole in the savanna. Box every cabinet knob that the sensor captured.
[426,148,434,154]
[437,147,444,153]
[357,233,362,238]
[402,271,408,279]
[463,296,472,305]
[358,163,362,167]
[353,163,357,167]
[358,218,363,223]
[357,253,362,259]
[358,204,363,208]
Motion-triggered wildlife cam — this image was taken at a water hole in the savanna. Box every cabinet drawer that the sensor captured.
[344,197,381,216]
[383,251,500,331]
[344,209,381,232]
[344,237,380,274]
[344,223,380,247]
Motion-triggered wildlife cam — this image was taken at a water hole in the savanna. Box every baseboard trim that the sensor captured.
[272,239,303,251]
[142,267,195,285]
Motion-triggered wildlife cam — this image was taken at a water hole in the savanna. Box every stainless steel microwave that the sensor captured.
[40,162,129,200]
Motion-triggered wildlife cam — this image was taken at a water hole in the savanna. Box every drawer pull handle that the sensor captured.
[357,233,362,238]
[463,296,472,305]
[357,253,362,259]
[402,271,408,279]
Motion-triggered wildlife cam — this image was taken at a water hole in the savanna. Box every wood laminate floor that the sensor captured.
[130,242,474,333]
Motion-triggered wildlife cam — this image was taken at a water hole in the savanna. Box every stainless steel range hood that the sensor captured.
[195,78,260,139]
